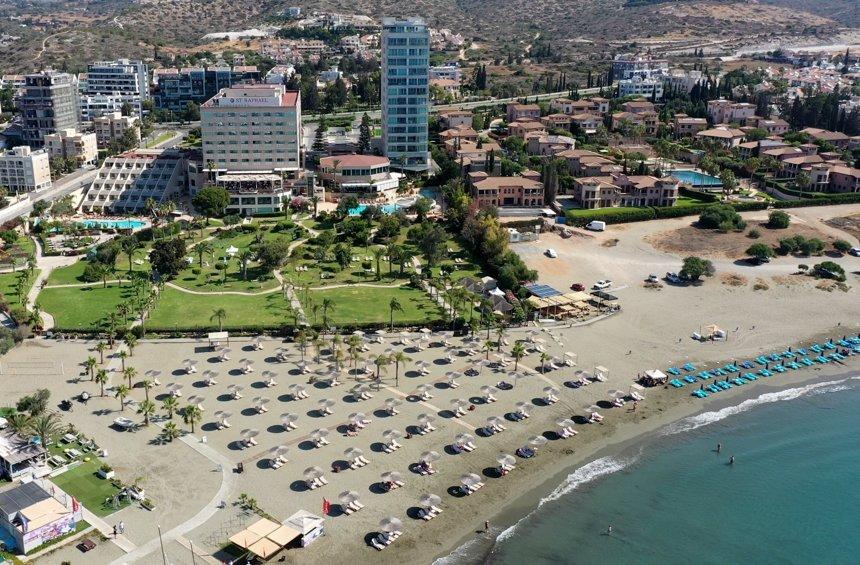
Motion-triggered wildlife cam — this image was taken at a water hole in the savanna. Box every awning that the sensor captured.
[248,537,281,559]
[267,524,301,546]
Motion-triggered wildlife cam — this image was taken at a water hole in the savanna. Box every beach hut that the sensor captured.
[284,509,325,547]
[641,369,668,387]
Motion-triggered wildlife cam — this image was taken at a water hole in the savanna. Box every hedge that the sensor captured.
[772,192,860,208]
[565,201,768,227]
[679,187,719,203]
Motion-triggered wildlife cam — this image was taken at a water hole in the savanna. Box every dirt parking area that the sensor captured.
[824,214,860,241]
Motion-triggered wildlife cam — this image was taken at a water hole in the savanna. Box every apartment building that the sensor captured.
[618,75,664,100]
[318,154,401,195]
[201,84,301,215]
[506,103,541,122]
[800,127,851,149]
[93,111,140,148]
[437,110,472,129]
[612,53,668,80]
[0,146,52,192]
[612,110,659,136]
[665,69,704,93]
[20,71,79,148]
[80,148,187,213]
[574,174,679,209]
[468,173,544,208]
[43,128,98,165]
[79,59,149,120]
[381,17,430,171]
[153,66,261,112]
[745,116,790,135]
[558,149,621,177]
[696,126,747,148]
[707,99,756,125]
[429,63,462,82]
[550,97,609,116]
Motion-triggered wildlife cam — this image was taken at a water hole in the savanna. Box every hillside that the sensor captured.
[0,0,856,73]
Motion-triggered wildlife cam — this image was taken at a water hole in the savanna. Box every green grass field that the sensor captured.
[52,460,130,517]
[0,269,39,302]
[302,286,444,327]
[147,287,294,330]
[39,284,136,329]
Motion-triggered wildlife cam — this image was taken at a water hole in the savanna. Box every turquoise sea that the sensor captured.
[438,372,860,565]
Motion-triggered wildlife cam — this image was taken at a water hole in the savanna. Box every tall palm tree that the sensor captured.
[295,329,310,361]
[539,352,550,374]
[95,341,107,364]
[117,350,128,371]
[390,351,410,387]
[84,356,97,380]
[312,334,325,363]
[115,384,131,411]
[160,421,181,442]
[7,412,32,434]
[310,302,321,326]
[495,324,507,352]
[388,297,403,331]
[321,298,334,328]
[141,379,154,402]
[237,249,253,280]
[511,342,526,371]
[483,340,493,360]
[182,404,203,433]
[194,241,214,268]
[332,347,346,372]
[211,308,227,331]
[121,238,141,275]
[123,367,137,388]
[372,247,385,280]
[95,369,109,397]
[28,412,62,448]
[138,400,156,425]
[162,396,179,419]
[374,353,391,380]
[124,334,138,356]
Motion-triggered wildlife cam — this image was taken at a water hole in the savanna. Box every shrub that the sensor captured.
[747,228,761,239]
[799,238,825,256]
[698,204,743,230]
[191,267,202,275]
[680,256,715,281]
[717,220,735,233]
[778,235,805,255]
[767,210,791,229]
[812,261,845,281]
[746,243,775,260]
[833,239,852,254]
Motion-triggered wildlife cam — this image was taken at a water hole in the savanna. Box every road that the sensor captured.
[0,167,98,225]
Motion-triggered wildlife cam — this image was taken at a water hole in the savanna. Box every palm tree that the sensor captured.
[310,302,321,326]
[160,421,181,442]
[312,335,325,364]
[210,308,227,331]
[237,249,253,280]
[95,341,107,364]
[28,412,62,448]
[295,329,310,361]
[117,350,128,371]
[388,297,403,331]
[7,412,32,434]
[332,346,346,372]
[115,384,131,411]
[95,369,109,397]
[138,400,156,425]
[511,342,526,371]
[162,396,179,419]
[539,352,550,374]
[124,334,138,355]
[374,354,391,380]
[483,340,493,360]
[194,241,214,268]
[121,238,141,275]
[123,367,137,388]
[310,195,320,217]
[321,298,334,328]
[141,379,154,402]
[495,324,507,352]
[390,350,411,387]
[372,247,385,280]
[182,404,203,433]
[84,356,97,380]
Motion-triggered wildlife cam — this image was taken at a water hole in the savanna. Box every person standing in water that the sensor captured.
[716,443,722,453]
[607,525,613,535]
[729,456,735,465]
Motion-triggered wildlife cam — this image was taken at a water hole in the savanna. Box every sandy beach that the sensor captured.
[2,204,857,565]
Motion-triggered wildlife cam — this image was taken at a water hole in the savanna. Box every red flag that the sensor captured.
[72,497,80,512]
[322,498,330,515]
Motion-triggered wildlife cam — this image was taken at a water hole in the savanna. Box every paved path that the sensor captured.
[28,237,80,330]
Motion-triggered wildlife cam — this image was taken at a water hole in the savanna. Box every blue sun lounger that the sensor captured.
[773,365,786,373]
[743,372,758,381]
[684,376,697,384]
[816,355,830,364]
[693,389,708,398]
[811,344,823,353]
[769,353,781,361]
[667,367,681,376]
[796,348,807,356]
[707,384,721,393]
[712,369,725,377]
[759,369,772,377]
[725,364,740,373]
[755,356,768,365]
[670,379,684,388]
[838,339,850,347]
[800,357,814,366]
[824,342,836,350]
[683,362,695,372]
[781,350,792,357]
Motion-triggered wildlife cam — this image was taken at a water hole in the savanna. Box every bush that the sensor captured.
[767,210,791,229]
[812,261,845,281]
[778,235,805,255]
[800,238,825,256]
[698,204,743,230]
[81,262,105,283]
[746,243,775,260]
[680,256,715,281]
[833,239,852,254]
[191,267,202,275]
[747,228,761,239]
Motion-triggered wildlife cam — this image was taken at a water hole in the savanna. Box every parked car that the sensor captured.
[646,274,659,283]
[850,247,860,257]
[665,272,682,284]
[545,248,558,258]
[593,279,612,290]
[570,283,585,292]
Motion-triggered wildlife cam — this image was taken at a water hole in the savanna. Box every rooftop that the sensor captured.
[202,85,299,108]
[319,155,389,168]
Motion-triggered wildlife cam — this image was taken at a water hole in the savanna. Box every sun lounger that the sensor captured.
[683,362,695,372]
[589,412,604,423]
[693,390,708,398]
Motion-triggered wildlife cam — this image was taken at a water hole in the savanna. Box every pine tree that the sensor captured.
[312,124,327,153]
[357,113,371,155]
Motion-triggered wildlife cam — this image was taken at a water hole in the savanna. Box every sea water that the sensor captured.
[439,373,860,565]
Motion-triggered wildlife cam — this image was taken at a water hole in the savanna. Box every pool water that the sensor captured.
[80,219,147,230]
[348,203,402,216]
[671,169,723,187]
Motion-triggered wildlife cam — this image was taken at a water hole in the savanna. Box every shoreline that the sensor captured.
[427,331,858,564]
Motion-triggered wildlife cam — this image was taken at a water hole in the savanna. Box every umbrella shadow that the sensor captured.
[483,466,502,479]
[369,482,387,495]
[443,444,459,456]
[364,532,380,547]
[370,442,387,453]
[170,369,185,377]
[372,409,390,419]
[250,381,267,389]
[406,506,424,520]
[532,398,550,407]
[572,415,590,425]
[227,441,246,451]
[290,480,310,493]
[308,410,326,418]
[447,485,467,498]
[240,408,258,417]
[596,400,613,409]
[405,425,422,435]
[255,459,270,470]
[438,409,456,419]
[216,394,234,402]
[297,440,316,451]
[200,422,219,432]
[267,424,286,434]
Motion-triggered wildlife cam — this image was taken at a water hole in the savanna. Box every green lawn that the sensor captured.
[47,247,153,286]
[39,284,136,329]
[301,286,444,327]
[285,241,415,288]
[146,130,177,148]
[0,269,39,302]
[52,460,130,517]
[147,287,294,330]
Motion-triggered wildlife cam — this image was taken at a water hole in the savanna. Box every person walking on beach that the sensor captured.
[485,520,490,532]
[112,525,117,537]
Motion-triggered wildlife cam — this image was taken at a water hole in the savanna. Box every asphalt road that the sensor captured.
[0,167,98,225]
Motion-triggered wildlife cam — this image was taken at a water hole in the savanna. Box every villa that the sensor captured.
[468,172,544,208]
[696,126,747,148]
[318,155,401,196]
[526,134,576,157]
[673,114,708,138]
[573,174,680,209]
[506,103,541,122]
[437,110,473,129]
[800,127,851,149]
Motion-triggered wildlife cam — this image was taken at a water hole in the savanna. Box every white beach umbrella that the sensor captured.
[304,466,324,480]
[227,384,243,395]
[497,454,516,467]
[272,445,289,458]
[339,490,360,505]
[344,447,364,460]
[486,416,503,428]
[311,428,329,440]
[202,369,217,380]
[417,413,435,425]
[379,517,403,533]
[280,413,298,426]
[419,493,441,508]
[380,471,403,484]
[454,432,474,445]
[385,398,402,410]
[383,429,402,441]
[460,473,481,486]
[529,435,548,447]
[318,398,335,410]
[480,385,498,396]
[557,418,575,429]
[420,450,441,462]
[543,386,560,396]
[240,428,259,441]
[450,398,468,410]
[516,401,531,411]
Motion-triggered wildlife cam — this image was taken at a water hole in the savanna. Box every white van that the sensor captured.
[585,220,606,232]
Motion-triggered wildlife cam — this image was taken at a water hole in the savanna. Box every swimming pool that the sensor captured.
[80,219,147,230]
[348,203,402,216]
[671,170,723,187]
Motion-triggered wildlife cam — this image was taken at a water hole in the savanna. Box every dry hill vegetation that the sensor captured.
[0,0,856,72]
